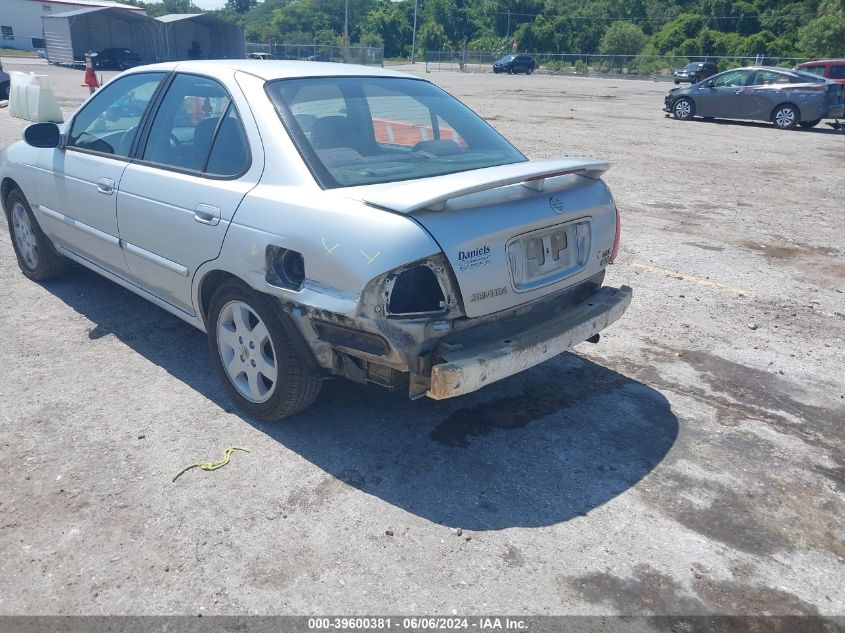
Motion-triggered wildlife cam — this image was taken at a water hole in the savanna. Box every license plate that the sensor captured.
[507,220,591,292]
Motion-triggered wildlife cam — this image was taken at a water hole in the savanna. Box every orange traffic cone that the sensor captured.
[82,51,99,94]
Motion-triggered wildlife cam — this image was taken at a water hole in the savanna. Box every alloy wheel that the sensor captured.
[216,300,278,403]
[11,202,38,270]
[674,99,692,119]
[775,107,795,128]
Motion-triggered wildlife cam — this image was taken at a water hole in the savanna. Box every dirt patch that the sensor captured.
[564,563,820,616]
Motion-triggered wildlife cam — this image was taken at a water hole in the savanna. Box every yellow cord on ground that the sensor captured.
[172,446,250,482]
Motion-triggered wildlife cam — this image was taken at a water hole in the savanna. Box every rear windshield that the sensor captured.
[267,76,525,188]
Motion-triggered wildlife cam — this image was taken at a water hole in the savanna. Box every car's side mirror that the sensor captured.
[704,79,715,88]
[24,122,61,148]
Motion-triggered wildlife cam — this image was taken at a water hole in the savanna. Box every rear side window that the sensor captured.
[831,65,845,80]
[205,106,250,176]
[142,73,249,176]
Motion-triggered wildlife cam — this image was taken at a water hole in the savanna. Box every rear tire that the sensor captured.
[207,281,321,421]
[799,118,821,129]
[5,188,71,281]
[673,97,695,121]
[772,104,799,130]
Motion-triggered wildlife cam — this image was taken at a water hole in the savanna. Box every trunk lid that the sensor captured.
[351,159,618,318]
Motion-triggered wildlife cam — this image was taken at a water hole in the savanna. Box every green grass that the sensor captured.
[0,48,39,58]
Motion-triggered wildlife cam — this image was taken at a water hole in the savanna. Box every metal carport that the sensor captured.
[157,14,245,62]
[42,7,160,66]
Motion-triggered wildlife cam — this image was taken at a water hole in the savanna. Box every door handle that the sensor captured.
[97,178,115,195]
[194,203,221,226]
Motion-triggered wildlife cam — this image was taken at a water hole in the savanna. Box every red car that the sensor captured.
[795,59,845,83]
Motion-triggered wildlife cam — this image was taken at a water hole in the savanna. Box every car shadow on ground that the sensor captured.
[42,266,678,531]
[696,118,844,134]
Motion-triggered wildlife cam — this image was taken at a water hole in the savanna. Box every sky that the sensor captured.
[147,0,227,9]
[191,0,226,8]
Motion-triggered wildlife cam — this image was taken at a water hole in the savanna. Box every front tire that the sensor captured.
[799,118,821,129]
[673,97,695,121]
[0,81,9,100]
[207,282,321,421]
[772,104,799,130]
[5,188,70,281]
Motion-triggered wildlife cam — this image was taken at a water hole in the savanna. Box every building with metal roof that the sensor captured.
[0,0,145,50]
[39,8,244,65]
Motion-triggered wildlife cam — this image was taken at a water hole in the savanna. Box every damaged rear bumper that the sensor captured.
[427,285,633,399]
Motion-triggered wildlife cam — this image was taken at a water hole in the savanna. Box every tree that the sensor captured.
[798,14,845,57]
[599,21,647,56]
[418,21,450,51]
[225,0,257,13]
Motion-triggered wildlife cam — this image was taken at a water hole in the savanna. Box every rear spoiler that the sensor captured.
[361,158,610,214]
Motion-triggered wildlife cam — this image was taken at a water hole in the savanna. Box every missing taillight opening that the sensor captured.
[386,265,447,316]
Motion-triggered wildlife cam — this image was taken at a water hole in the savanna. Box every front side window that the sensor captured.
[267,77,525,188]
[712,70,751,87]
[67,72,165,156]
[142,73,247,174]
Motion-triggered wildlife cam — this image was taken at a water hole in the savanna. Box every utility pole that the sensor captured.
[411,0,419,63]
[344,0,349,60]
[506,9,510,42]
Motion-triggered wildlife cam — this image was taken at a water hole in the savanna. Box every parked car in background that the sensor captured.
[493,54,535,74]
[664,66,845,129]
[673,61,718,84]
[248,52,275,60]
[0,61,9,100]
[795,59,845,84]
[95,48,142,71]
[1,60,630,420]
[305,54,331,62]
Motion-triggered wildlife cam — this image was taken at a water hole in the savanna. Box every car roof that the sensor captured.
[122,59,416,82]
[798,59,845,65]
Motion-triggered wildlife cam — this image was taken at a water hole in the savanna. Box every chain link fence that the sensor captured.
[424,51,811,79]
[246,42,383,66]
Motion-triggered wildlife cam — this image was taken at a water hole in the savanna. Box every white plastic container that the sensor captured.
[8,71,63,123]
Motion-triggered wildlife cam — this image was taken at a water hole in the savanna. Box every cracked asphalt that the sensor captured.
[0,58,843,622]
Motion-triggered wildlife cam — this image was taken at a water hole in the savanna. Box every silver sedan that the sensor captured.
[1,61,630,420]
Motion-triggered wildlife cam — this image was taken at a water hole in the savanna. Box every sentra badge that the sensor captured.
[470,286,508,302]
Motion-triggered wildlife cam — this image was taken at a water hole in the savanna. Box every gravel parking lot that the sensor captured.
[0,58,843,621]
